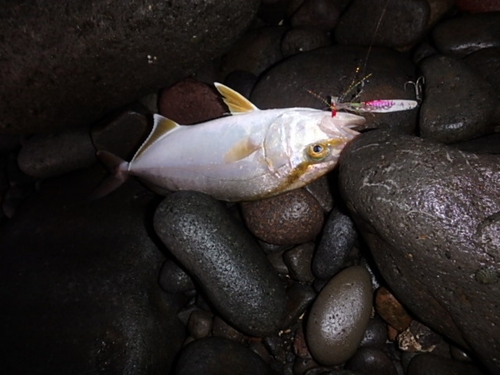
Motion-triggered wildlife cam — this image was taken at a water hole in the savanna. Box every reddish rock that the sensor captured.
[375,287,412,332]
[158,78,226,124]
[241,189,324,246]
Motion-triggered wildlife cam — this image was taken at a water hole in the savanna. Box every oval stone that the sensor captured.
[154,191,287,337]
[306,266,373,365]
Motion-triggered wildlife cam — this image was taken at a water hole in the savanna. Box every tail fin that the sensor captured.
[88,151,130,200]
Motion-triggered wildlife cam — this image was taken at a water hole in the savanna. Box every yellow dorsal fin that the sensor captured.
[132,114,180,161]
[223,136,261,163]
[214,82,259,114]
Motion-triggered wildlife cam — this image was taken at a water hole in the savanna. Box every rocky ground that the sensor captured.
[1,0,500,374]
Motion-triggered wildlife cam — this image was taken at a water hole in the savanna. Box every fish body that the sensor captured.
[96,83,364,201]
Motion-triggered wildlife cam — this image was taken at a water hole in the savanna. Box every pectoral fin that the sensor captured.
[214,82,259,114]
[223,137,261,163]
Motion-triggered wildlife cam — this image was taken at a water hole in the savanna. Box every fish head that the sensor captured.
[263,109,364,193]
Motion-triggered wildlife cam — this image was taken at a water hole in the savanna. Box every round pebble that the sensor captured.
[306,266,373,365]
[158,78,226,124]
[359,315,389,349]
[419,54,498,143]
[281,27,331,57]
[241,189,324,246]
[158,259,195,294]
[312,208,357,280]
[283,242,315,283]
[154,191,287,337]
[188,309,214,339]
[346,347,398,375]
[289,0,340,31]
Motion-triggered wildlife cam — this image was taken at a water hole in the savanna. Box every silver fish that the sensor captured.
[95,83,364,201]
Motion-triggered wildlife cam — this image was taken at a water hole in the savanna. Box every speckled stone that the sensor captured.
[174,337,274,375]
[306,266,373,365]
[339,130,500,373]
[154,191,287,337]
[241,189,324,246]
[312,209,357,280]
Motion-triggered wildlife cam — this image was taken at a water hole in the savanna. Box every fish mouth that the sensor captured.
[319,112,365,138]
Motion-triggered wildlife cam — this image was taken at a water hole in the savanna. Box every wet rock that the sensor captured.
[158,259,195,294]
[212,316,244,342]
[312,208,357,280]
[282,283,316,329]
[281,27,331,57]
[268,251,290,275]
[220,26,288,79]
[432,12,500,57]
[188,309,214,339]
[375,287,412,332]
[91,110,152,160]
[241,189,324,246]
[289,0,340,31]
[223,70,258,100]
[158,79,226,125]
[453,133,500,154]
[419,55,498,143]
[407,353,486,375]
[359,315,388,349]
[338,130,500,373]
[456,0,500,13]
[346,347,398,375]
[0,166,185,374]
[464,47,500,92]
[306,266,373,365]
[251,45,418,133]
[335,0,430,50]
[1,0,260,134]
[17,126,95,178]
[174,337,274,375]
[154,191,287,337]
[303,176,334,213]
[284,243,315,283]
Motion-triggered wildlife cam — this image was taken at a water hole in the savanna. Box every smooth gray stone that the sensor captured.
[306,266,372,366]
[339,130,500,373]
[154,191,287,337]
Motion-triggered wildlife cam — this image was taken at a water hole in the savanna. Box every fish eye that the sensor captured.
[307,142,330,160]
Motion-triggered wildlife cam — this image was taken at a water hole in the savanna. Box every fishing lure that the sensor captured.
[94,83,365,202]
